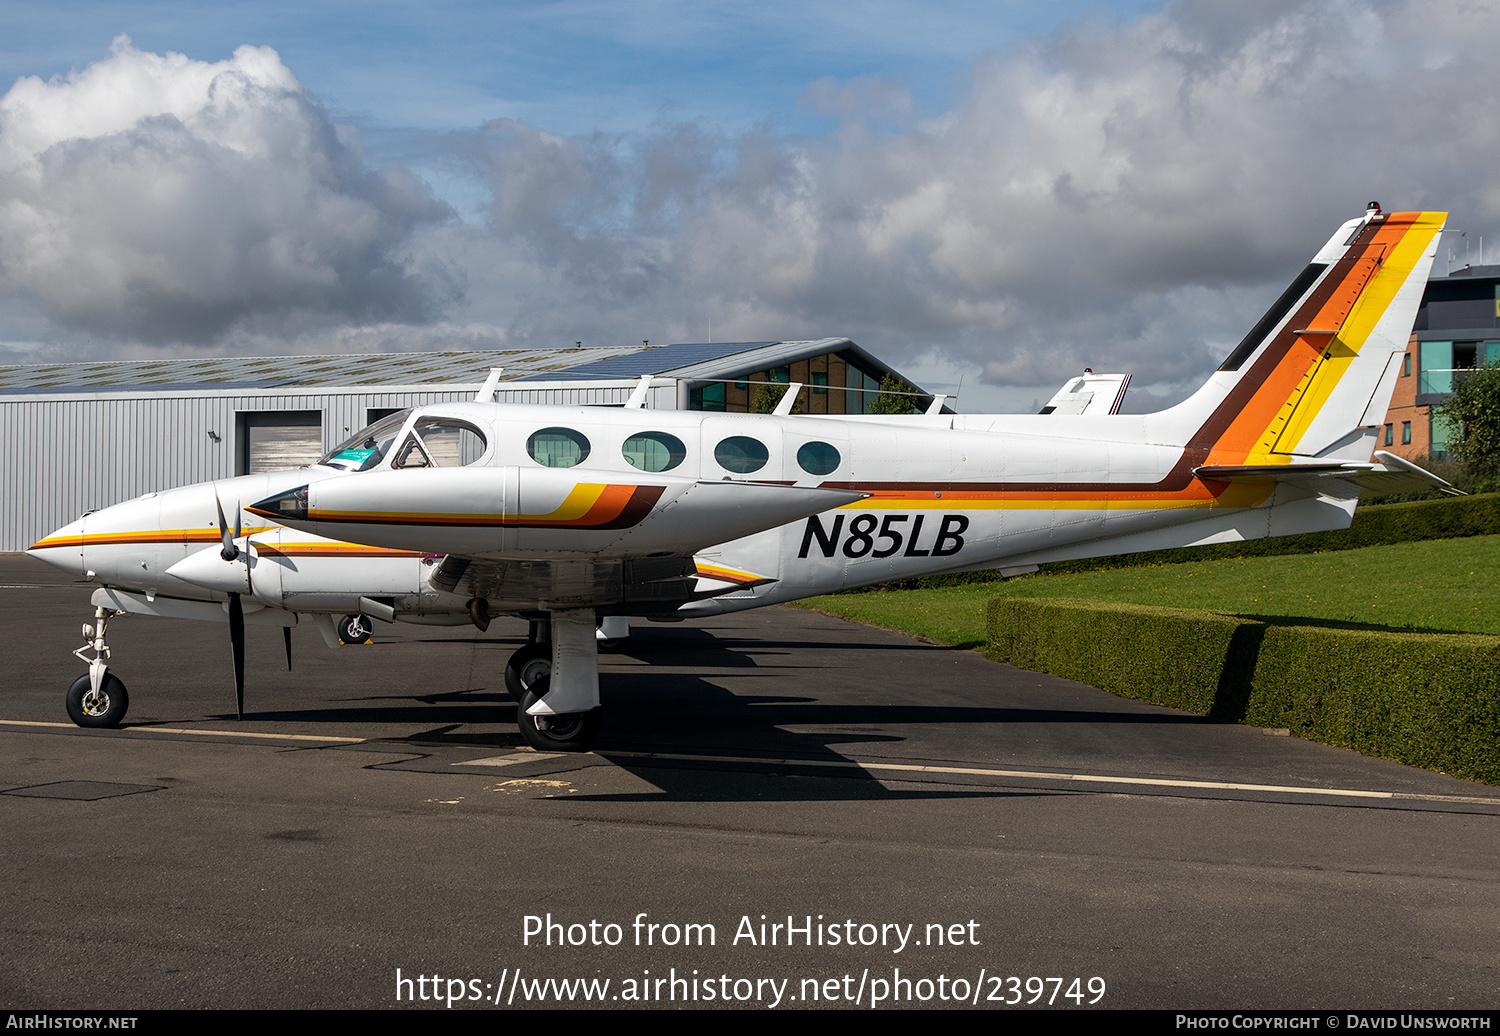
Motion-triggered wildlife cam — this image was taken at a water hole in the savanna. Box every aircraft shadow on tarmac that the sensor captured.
[190,623,1222,804]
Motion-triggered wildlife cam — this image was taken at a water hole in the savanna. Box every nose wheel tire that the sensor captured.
[504,643,552,701]
[337,614,373,645]
[517,677,601,752]
[66,673,129,728]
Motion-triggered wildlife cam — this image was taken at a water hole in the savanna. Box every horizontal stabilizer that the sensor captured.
[1039,372,1131,415]
[1194,450,1462,497]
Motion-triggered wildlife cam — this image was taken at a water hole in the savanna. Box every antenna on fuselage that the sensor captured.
[772,383,804,416]
[476,367,504,403]
[624,374,653,410]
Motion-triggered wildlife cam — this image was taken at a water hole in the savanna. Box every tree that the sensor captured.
[1435,361,1500,475]
[869,375,921,415]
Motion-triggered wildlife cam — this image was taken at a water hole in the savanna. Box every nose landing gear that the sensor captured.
[67,606,128,728]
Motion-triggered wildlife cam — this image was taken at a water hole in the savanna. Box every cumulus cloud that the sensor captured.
[7,3,1500,412]
[0,37,453,345]
[442,0,1500,405]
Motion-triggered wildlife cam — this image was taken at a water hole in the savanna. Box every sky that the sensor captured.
[0,0,1497,412]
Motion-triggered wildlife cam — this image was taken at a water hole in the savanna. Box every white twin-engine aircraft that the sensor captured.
[28,205,1458,751]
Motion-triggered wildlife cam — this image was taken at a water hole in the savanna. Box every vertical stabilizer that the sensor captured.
[1166,207,1446,467]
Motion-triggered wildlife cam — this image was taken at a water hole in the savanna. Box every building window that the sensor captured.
[1401,422,1411,445]
[812,372,828,394]
[1402,353,1411,377]
[1384,424,1393,446]
[690,382,727,411]
[1419,340,1453,395]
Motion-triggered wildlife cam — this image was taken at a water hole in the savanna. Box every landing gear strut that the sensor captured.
[512,608,602,752]
[67,606,128,728]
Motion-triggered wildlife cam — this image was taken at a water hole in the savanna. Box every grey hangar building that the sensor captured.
[1,338,934,552]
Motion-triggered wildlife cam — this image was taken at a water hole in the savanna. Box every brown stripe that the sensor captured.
[585,484,667,530]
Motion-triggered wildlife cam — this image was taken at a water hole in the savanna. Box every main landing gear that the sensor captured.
[504,608,604,752]
[337,613,373,645]
[66,606,128,728]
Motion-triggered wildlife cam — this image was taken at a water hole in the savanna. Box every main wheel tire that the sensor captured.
[338,614,372,645]
[516,677,601,752]
[503,642,552,701]
[66,672,129,728]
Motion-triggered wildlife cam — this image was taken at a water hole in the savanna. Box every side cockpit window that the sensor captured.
[321,412,489,472]
[394,418,489,469]
[319,409,412,472]
[414,417,488,467]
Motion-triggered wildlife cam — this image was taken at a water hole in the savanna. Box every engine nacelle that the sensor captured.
[249,466,866,559]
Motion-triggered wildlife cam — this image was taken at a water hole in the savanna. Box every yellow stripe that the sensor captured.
[30,526,278,549]
[695,562,767,583]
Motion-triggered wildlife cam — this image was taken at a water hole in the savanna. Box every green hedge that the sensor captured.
[987,597,1500,783]
[849,492,1500,591]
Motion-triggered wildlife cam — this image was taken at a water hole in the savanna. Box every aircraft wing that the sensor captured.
[1194,451,1462,497]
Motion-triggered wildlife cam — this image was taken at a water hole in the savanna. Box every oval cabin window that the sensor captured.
[796,441,841,476]
[714,436,769,474]
[622,431,687,472]
[527,427,591,467]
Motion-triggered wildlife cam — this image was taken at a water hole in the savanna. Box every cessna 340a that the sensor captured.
[27,204,1458,751]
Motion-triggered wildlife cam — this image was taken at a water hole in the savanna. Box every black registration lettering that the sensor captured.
[872,514,908,558]
[932,514,969,556]
[798,512,967,560]
[902,514,931,557]
[842,514,878,558]
[798,514,844,558]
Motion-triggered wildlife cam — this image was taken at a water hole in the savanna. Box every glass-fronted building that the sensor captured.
[1382,265,1500,460]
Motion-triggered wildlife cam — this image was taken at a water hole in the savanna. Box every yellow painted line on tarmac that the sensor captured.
[600,749,1500,807]
[0,719,365,743]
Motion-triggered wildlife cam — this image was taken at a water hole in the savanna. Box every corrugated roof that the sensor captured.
[0,347,640,394]
[0,338,927,398]
[523,341,777,380]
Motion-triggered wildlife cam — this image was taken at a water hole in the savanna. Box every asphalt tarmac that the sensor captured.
[2,553,1498,1011]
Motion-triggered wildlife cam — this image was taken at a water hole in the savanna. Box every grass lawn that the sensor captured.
[793,534,1500,649]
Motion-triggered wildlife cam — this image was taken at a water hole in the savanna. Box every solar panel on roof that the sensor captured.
[528,341,779,380]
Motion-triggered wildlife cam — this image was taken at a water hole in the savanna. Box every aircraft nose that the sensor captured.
[26,514,88,578]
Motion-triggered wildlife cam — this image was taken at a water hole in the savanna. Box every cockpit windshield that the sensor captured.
[318,410,412,471]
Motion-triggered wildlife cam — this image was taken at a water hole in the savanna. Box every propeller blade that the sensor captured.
[215,494,238,562]
[228,591,245,720]
[283,626,292,671]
